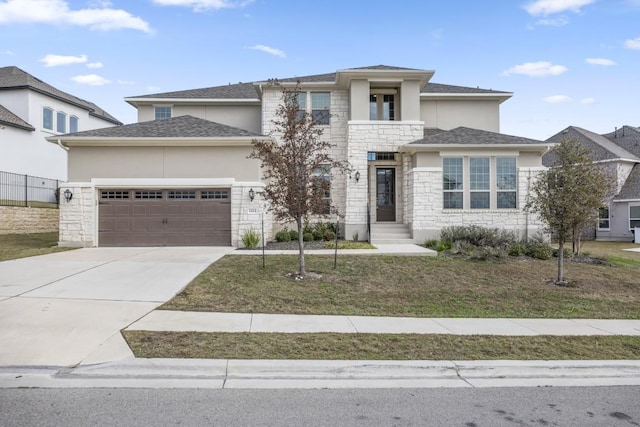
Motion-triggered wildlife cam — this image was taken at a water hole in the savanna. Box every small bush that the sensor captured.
[508,242,526,257]
[553,247,574,259]
[352,231,359,242]
[312,230,323,241]
[436,240,453,252]
[440,225,517,250]
[324,230,336,241]
[526,243,553,260]
[303,232,314,242]
[275,229,291,242]
[241,228,261,249]
[303,220,314,235]
[424,239,439,250]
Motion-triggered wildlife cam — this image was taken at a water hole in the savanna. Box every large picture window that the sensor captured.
[443,158,463,209]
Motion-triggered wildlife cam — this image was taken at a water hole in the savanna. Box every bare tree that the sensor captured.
[249,82,348,277]
[526,138,613,285]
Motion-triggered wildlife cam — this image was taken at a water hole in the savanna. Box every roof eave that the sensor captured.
[125,97,261,107]
[46,135,270,147]
[0,119,35,131]
[400,143,555,154]
[420,92,513,103]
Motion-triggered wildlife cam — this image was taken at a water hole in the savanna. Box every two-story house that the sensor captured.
[50,65,552,247]
[545,125,640,242]
[0,66,122,180]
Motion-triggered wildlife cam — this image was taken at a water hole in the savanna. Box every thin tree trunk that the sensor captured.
[557,240,565,285]
[296,217,305,276]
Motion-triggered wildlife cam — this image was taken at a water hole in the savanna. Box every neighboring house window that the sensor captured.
[311,92,330,125]
[155,106,172,120]
[312,165,331,214]
[598,206,610,230]
[43,107,53,130]
[470,158,490,209]
[443,158,463,209]
[295,92,306,122]
[629,205,640,230]
[496,157,517,209]
[70,116,79,133]
[56,111,66,133]
[369,93,395,121]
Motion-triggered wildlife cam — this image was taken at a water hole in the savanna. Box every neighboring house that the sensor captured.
[545,125,640,242]
[0,66,121,180]
[50,65,552,248]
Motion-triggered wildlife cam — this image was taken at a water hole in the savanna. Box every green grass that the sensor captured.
[323,241,376,249]
[161,250,640,319]
[0,232,74,261]
[123,331,640,360]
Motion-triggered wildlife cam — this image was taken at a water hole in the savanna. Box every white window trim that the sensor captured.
[42,106,54,131]
[69,115,79,133]
[154,105,173,120]
[598,205,611,231]
[629,203,640,231]
[56,111,67,133]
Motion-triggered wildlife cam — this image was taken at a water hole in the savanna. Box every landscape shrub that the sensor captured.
[323,230,336,241]
[553,247,574,259]
[241,228,261,249]
[440,225,517,250]
[508,242,527,257]
[303,232,314,242]
[424,239,439,250]
[288,229,299,240]
[275,229,291,242]
[525,243,553,260]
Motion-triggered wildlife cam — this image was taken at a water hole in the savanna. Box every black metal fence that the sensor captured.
[0,170,61,208]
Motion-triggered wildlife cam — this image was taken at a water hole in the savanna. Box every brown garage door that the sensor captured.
[98,189,231,247]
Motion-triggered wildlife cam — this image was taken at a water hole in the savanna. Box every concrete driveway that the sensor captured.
[0,247,233,367]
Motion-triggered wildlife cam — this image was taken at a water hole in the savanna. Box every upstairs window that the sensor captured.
[369,93,395,121]
[43,107,53,130]
[295,92,306,122]
[311,92,330,125]
[155,106,172,120]
[70,116,79,133]
[56,111,66,133]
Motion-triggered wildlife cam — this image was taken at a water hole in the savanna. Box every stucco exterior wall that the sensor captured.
[420,100,500,132]
[0,206,59,234]
[68,146,260,182]
[137,104,261,134]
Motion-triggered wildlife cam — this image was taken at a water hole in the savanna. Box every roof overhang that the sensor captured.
[420,92,513,104]
[336,68,434,88]
[46,135,269,147]
[400,142,555,155]
[125,97,261,107]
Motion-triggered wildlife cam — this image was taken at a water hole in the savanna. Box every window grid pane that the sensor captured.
[70,116,78,133]
[168,190,196,199]
[497,158,517,190]
[56,112,66,133]
[155,107,171,120]
[443,158,463,191]
[443,192,463,209]
[135,191,163,199]
[470,158,490,190]
[101,191,129,199]
[201,190,229,199]
[470,192,490,209]
[497,192,517,209]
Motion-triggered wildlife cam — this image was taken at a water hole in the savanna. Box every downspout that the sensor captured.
[56,139,69,151]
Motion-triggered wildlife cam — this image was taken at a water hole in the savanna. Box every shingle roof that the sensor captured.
[543,126,639,166]
[133,65,507,99]
[615,164,640,200]
[0,104,35,131]
[410,126,546,145]
[0,66,121,125]
[57,115,262,138]
[602,126,640,159]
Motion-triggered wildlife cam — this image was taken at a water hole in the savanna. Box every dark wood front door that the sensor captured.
[376,168,395,222]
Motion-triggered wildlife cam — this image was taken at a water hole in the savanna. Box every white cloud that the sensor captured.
[71,74,110,85]
[0,49,14,55]
[581,98,596,104]
[585,57,616,66]
[502,61,568,77]
[525,0,595,15]
[39,53,87,67]
[544,95,572,103]
[86,61,103,69]
[534,16,569,26]
[0,0,152,33]
[249,44,286,58]
[146,85,161,92]
[152,0,251,12]
[625,37,640,50]
[117,79,135,85]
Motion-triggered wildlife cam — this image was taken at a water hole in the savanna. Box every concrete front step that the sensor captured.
[370,224,412,244]
[371,238,416,245]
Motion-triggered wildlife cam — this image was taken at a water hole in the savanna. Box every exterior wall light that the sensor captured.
[63,188,73,203]
[248,188,255,201]
[355,171,360,183]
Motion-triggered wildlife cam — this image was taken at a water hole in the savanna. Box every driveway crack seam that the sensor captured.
[222,359,229,389]
[346,316,359,333]
[452,362,475,388]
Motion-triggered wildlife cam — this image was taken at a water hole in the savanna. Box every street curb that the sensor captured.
[2,359,640,389]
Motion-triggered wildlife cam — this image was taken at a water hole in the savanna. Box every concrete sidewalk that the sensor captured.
[127,311,640,336]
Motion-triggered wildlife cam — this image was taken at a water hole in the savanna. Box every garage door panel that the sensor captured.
[99,188,231,247]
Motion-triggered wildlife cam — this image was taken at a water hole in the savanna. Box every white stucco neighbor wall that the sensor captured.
[408,166,546,242]
[344,121,424,239]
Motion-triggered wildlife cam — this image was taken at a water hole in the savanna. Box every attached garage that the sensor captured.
[98,188,231,247]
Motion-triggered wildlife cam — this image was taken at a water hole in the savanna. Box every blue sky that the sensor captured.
[1,0,639,139]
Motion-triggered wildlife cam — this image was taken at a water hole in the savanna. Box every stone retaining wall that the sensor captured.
[0,206,59,234]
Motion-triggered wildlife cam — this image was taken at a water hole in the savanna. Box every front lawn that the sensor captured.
[0,232,73,262]
[162,248,640,319]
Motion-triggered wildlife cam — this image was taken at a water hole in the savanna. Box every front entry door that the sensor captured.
[376,168,396,222]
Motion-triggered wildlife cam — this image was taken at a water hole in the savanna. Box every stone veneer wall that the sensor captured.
[233,183,273,248]
[409,166,547,241]
[0,206,59,234]
[58,185,94,247]
[344,122,424,239]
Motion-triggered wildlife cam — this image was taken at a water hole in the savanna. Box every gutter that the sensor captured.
[56,139,69,151]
